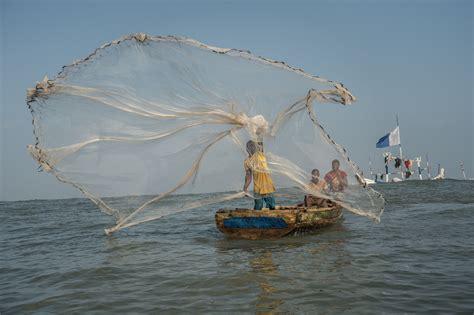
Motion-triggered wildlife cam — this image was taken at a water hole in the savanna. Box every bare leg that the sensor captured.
[304,195,315,208]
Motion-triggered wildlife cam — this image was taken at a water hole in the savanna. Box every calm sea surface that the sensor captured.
[1,180,473,313]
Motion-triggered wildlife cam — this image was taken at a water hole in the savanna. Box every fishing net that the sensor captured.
[27,33,385,234]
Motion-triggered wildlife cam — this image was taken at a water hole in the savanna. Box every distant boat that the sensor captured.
[364,178,376,185]
[433,167,445,180]
[215,205,342,240]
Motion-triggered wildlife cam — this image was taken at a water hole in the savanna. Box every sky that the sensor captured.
[0,0,472,201]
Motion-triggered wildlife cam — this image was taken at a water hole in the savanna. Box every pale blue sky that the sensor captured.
[1,0,472,201]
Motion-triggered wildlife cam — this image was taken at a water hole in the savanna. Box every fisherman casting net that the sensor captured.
[27,33,384,234]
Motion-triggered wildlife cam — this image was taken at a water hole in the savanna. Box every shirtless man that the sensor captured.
[304,169,329,207]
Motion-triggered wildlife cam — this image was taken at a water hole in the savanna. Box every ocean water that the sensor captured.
[1,180,473,313]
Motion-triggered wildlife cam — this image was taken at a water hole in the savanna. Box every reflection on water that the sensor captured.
[251,251,283,313]
[212,223,351,314]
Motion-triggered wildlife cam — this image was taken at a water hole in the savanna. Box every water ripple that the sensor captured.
[1,180,473,313]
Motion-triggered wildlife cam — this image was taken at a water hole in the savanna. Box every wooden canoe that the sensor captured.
[215,205,342,240]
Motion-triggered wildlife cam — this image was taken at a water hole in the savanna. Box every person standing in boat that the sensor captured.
[324,159,348,192]
[243,140,276,210]
[304,169,329,207]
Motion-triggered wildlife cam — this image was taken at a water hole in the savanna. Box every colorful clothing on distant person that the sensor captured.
[324,170,347,192]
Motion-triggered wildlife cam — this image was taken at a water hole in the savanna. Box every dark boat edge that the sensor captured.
[215,205,343,240]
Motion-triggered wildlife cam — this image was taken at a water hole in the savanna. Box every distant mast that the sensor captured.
[426,154,431,179]
[460,161,467,180]
[415,157,423,180]
[369,156,375,181]
[396,115,405,180]
[384,153,390,182]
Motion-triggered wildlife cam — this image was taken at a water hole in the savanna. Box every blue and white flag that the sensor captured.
[376,126,400,148]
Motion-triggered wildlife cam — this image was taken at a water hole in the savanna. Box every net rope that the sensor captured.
[27,33,384,234]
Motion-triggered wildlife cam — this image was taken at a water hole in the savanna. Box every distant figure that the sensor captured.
[324,159,348,192]
[304,169,329,208]
[243,140,276,210]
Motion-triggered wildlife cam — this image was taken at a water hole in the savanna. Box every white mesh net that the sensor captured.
[27,33,384,234]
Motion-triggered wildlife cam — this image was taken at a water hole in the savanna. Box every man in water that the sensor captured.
[243,140,276,210]
[324,159,348,192]
[304,169,329,207]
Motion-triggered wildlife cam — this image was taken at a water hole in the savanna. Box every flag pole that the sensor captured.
[426,154,431,179]
[397,115,405,180]
[369,156,374,180]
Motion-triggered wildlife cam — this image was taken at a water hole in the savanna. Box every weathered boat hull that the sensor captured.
[215,205,342,240]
